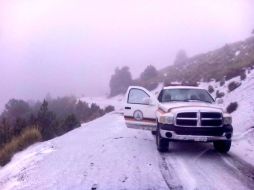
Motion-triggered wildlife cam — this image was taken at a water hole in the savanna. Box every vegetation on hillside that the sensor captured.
[227,102,238,114]
[158,36,254,86]
[0,127,42,166]
[228,81,241,92]
[0,97,114,166]
[109,36,254,96]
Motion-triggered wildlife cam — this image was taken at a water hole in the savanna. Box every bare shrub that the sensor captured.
[208,85,214,93]
[0,127,42,166]
[220,80,225,86]
[104,105,115,113]
[225,68,243,81]
[240,72,246,80]
[226,102,238,114]
[228,81,241,92]
[216,90,225,98]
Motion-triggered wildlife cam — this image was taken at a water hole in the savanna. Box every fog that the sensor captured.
[0,0,253,110]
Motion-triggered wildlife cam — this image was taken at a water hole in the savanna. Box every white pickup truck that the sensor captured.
[124,86,233,153]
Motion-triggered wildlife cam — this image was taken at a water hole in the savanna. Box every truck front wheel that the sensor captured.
[156,125,169,152]
[213,140,231,153]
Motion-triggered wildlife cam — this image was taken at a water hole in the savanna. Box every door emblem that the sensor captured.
[133,110,143,121]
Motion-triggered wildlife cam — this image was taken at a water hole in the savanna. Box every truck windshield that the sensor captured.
[158,89,214,103]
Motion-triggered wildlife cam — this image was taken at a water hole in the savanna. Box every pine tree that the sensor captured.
[37,100,56,140]
[63,114,80,132]
[174,50,188,66]
[140,65,158,80]
[109,66,133,96]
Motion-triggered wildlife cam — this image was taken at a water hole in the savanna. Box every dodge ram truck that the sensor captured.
[124,86,233,153]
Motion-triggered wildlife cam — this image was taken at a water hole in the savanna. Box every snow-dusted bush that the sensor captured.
[240,72,246,80]
[228,81,241,92]
[226,102,238,113]
[104,105,115,113]
[225,69,244,81]
[216,90,225,98]
[220,80,225,86]
[208,85,214,93]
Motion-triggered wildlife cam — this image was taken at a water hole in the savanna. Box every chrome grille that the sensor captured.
[175,112,222,127]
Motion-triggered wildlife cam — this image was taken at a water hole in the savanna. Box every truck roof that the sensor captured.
[163,86,205,90]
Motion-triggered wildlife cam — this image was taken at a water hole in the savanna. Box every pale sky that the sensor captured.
[0,0,253,110]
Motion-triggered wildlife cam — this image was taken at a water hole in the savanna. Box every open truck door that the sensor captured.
[124,86,158,131]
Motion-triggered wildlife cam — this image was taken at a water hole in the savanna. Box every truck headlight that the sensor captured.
[223,115,232,125]
[159,114,174,124]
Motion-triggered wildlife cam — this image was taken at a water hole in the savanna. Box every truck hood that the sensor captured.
[159,102,224,113]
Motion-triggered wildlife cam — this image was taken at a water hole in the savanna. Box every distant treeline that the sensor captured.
[109,36,254,97]
[109,65,159,97]
[0,97,114,165]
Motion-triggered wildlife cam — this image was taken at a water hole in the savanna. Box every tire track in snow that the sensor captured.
[188,148,254,190]
[158,154,183,190]
[232,127,254,141]
[220,153,254,190]
[158,142,254,190]
[160,148,214,190]
[189,149,235,190]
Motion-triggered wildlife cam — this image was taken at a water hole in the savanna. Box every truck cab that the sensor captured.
[124,86,233,152]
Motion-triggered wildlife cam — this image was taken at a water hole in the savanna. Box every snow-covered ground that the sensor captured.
[199,69,254,133]
[79,95,124,112]
[79,83,164,113]
[0,113,254,190]
[0,78,254,190]
[199,69,254,164]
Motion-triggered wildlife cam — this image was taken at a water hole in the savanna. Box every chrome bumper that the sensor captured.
[160,129,229,142]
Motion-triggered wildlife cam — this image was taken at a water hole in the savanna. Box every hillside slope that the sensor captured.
[200,69,254,133]
[138,36,254,88]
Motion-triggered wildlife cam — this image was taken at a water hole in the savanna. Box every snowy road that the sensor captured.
[0,113,254,190]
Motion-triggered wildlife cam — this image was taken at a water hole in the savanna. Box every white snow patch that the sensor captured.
[200,69,254,164]
[79,95,124,112]
[235,50,240,56]
[0,142,54,190]
[151,83,164,95]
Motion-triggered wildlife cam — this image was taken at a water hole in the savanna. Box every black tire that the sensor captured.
[213,140,231,153]
[151,131,157,135]
[156,125,169,152]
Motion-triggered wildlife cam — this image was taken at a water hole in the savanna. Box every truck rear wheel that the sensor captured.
[213,140,231,153]
[156,127,169,152]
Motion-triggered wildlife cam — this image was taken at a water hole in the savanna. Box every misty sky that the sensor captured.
[0,0,254,110]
